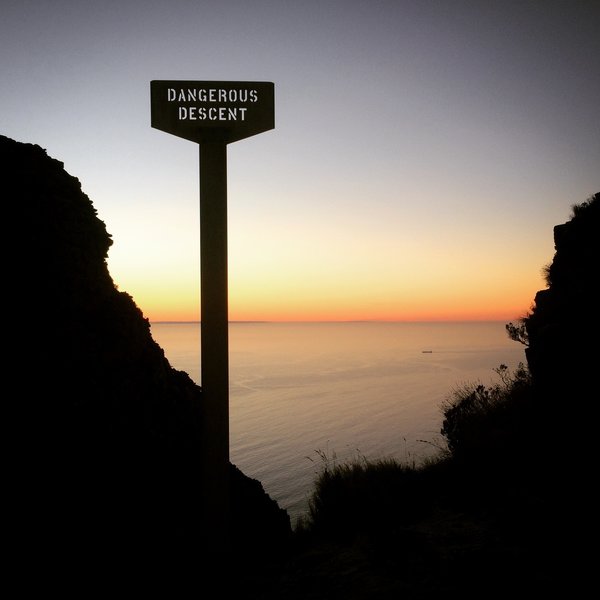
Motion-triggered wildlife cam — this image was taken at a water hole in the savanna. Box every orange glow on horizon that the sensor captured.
[118,259,543,325]
[140,300,534,324]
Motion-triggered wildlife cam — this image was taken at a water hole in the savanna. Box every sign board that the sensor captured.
[151,79,275,551]
[151,80,274,144]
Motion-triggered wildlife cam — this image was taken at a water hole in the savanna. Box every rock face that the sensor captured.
[524,193,599,404]
[3,134,290,565]
[520,195,599,580]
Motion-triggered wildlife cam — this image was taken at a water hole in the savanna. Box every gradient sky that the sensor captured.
[2,1,598,321]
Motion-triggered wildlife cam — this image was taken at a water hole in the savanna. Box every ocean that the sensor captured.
[149,321,526,525]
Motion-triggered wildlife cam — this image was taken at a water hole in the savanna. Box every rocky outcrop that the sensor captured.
[524,193,599,403]
[3,134,290,568]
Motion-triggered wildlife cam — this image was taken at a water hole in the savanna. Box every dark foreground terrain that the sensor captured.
[5,134,597,596]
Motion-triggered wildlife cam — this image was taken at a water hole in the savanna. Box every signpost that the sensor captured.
[151,80,274,551]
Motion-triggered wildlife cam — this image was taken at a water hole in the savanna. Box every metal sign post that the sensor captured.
[151,80,274,551]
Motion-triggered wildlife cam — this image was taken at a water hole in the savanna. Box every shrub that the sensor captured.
[440,363,532,461]
[304,449,444,540]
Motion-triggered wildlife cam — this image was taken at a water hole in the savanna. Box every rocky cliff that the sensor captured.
[3,134,290,572]
[524,193,599,403]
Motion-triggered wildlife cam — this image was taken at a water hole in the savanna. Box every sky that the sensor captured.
[2,0,599,322]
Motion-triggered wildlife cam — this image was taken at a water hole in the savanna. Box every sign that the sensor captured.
[151,80,274,144]
[150,79,275,552]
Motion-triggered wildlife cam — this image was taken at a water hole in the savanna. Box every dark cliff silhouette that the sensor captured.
[503,194,599,591]
[523,194,599,403]
[521,195,598,563]
[3,134,290,576]
[504,193,599,496]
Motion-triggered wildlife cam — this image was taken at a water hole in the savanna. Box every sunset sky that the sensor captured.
[2,1,598,321]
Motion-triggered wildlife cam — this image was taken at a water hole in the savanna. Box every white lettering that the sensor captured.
[170,87,260,105]
[188,106,249,121]
[171,86,264,123]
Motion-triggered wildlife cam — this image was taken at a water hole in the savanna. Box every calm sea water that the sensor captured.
[150,321,525,524]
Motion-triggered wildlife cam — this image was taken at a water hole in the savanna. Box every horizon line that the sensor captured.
[149,318,515,324]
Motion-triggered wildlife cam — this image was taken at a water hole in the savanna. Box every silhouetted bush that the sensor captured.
[440,364,532,463]
[304,449,446,542]
[505,321,529,345]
